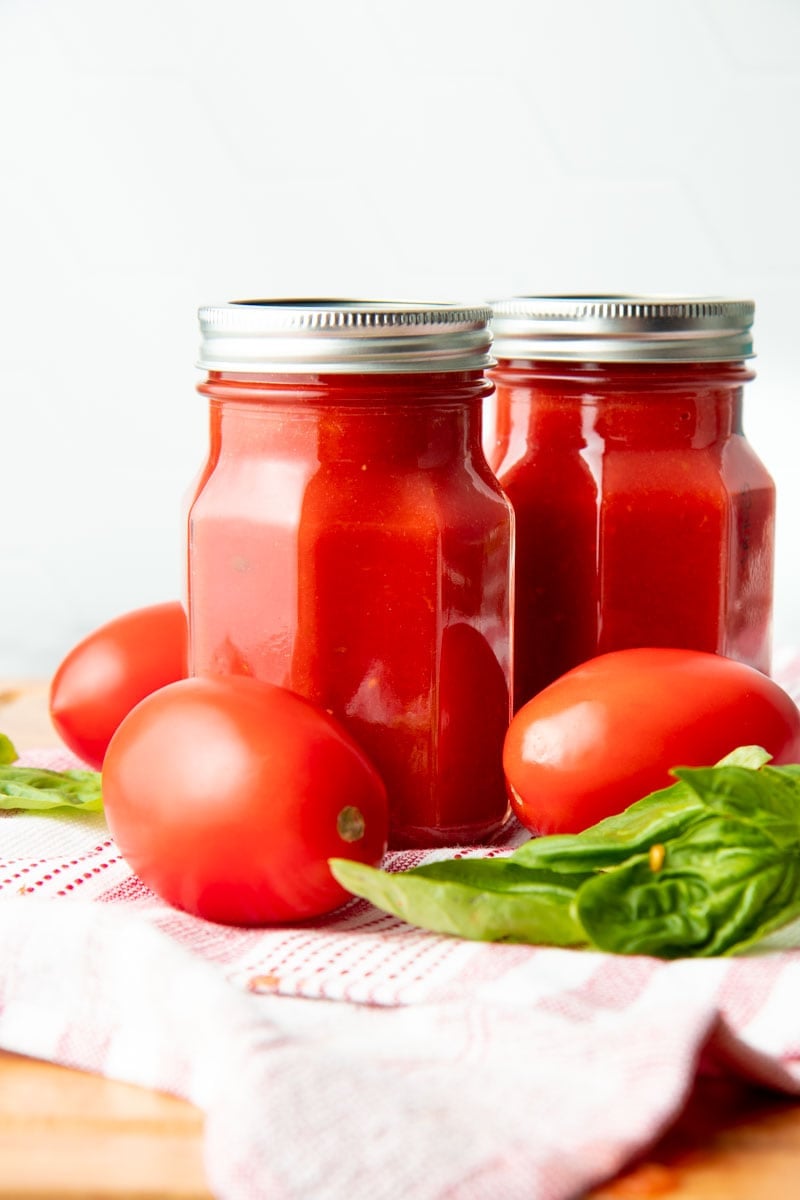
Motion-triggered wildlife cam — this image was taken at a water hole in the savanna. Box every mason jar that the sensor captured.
[488,296,775,711]
[188,300,513,847]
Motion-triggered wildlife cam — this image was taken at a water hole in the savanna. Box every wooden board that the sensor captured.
[0,1051,210,1200]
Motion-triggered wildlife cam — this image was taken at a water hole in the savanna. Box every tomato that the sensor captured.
[102,676,388,925]
[49,602,187,769]
[503,648,800,836]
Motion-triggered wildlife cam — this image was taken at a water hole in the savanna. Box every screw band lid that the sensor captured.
[198,299,494,373]
[490,296,755,362]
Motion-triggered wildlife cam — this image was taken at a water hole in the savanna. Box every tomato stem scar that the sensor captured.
[337,806,366,842]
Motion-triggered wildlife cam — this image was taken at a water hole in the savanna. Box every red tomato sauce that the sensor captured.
[187,371,513,848]
[489,360,775,710]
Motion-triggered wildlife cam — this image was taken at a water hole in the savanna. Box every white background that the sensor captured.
[2,0,799,677]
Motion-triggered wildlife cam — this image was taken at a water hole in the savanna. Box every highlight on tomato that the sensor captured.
[102,675,389,926]
[503,647,800,836]
[49,601,187,770]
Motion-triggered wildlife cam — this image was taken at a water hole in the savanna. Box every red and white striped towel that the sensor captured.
[2,648,800,1199]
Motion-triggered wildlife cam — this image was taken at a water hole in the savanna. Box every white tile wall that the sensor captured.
[1,0,798,675]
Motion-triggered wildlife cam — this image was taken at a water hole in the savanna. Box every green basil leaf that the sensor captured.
[0,766,103,812]
[329,857,586,945]
[576,810,800,958]
[0,734,18,765]
[510,746,772,874]
[673,762,800,849]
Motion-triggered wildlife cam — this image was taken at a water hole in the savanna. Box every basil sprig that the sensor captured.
[0,737,102,813]
[331,746,800,958]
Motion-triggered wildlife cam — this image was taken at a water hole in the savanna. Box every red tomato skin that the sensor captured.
[49,602,187,770]
[503,648,800,836]
[102,676,388,926]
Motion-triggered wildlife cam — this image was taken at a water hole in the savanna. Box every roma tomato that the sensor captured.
[49,602,187,769]
[503,648,800,836]
[102,676,388,925]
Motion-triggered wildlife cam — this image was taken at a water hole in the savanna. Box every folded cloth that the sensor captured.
[3,652,800,1200]
[3,887,800,1200]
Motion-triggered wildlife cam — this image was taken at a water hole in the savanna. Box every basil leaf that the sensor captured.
[0,734,18,765]
[576,811,800,957]
[673,763,800,849]
[0,766,103,812]
[329,857,586,945]
[510,746,772,874]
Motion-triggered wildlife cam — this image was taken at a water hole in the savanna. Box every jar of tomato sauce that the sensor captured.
[188,300,513,848]
[488,296,775,711]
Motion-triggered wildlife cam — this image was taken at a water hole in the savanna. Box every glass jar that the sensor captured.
[187,300,513,848]
[488,296,775,712]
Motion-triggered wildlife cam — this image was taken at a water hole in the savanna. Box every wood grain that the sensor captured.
[4,681,800,1197]
[0,1051,211,1199]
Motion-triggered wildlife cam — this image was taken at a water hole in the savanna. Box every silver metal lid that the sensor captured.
[490,296,755,363]
[197,299,494,374]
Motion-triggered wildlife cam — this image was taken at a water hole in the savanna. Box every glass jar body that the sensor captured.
[488,360,775,711]
[187,371,513,848]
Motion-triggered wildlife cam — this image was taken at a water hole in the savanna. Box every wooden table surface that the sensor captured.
[3,682,800,1199]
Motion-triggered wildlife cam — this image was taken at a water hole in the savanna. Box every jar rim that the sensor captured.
[490,295,755,362]
[197,299,495,374]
